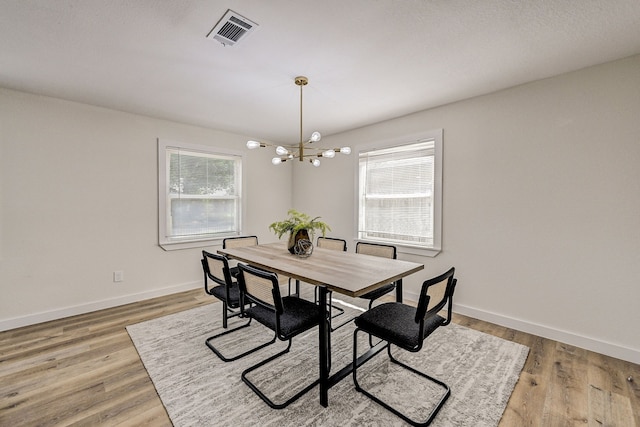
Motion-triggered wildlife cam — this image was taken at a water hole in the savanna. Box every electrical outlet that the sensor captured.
[113,271,124,282]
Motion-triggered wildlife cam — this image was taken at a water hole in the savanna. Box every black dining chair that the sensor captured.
[352,267,457,426]
[225,234,295,296]
[315,237,348,329]
[222,235,259,278]
[317,236,348,251]
[201,250,275,362]
[237,263,321,409]
[331,242,400,334]
[356,242,399,309]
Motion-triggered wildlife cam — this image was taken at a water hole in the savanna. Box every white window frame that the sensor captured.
[158,138,245,251]
[355,129,443,257]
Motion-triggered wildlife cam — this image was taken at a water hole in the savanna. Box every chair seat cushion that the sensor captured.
[246,296,320,339]
[360,283,396,300]
[355,302,444,350]
[211,283,242,307]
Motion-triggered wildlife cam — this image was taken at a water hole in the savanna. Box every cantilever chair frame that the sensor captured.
[352,267,457,426]
[237,263,321,409]
[201,250,244,329]
[201,250,274,362]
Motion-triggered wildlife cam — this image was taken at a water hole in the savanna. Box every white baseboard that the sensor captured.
[403,290,639,365]
[0,281,201,332]
[454,303,640,365]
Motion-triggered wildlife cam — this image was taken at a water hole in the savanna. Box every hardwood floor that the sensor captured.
[451,315,640,427]
[1,289,638,426]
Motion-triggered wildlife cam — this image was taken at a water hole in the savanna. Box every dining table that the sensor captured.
[218,241,424,407]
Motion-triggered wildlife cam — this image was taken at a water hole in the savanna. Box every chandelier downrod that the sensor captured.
[296,76,307,162]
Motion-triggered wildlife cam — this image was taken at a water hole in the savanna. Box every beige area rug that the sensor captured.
[127,290,529,426]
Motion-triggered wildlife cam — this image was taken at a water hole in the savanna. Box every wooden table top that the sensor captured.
[218,242,424,298]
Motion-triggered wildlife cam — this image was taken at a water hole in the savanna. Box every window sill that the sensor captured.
[159,237,224,251]
[396,244,441,258]
[354,239,441,258]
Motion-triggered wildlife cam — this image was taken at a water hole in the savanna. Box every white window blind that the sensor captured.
[158,139,243,249]
[358,138,439,250]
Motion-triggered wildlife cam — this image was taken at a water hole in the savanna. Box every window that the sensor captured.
[357,130,442,256]
[158,139,243,250]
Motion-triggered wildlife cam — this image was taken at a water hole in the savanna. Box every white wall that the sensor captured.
[0,88,291,329]
[294,55,640,363]
[2,55,639,364]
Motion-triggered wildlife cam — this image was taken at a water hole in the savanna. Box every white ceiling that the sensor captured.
[2,0,640,144]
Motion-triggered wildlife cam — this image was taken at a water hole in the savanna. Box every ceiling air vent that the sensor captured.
[206,9,258,47]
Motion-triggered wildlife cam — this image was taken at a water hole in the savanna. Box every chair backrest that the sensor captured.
[416,267,456,324]
[317,237,347,252]
[237,263,283,314]
[201,250,233,289]
[223,235,258,249]
[356,242,396,259]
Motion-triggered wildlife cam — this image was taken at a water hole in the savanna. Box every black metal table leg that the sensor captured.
[318,285,330,407]
[395,278,403,303]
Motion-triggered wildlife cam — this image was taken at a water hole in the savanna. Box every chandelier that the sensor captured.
[246,76,351,167]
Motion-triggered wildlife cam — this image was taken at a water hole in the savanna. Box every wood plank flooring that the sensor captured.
[1,289,638,426]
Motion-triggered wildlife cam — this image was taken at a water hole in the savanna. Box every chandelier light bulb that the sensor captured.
[275,146,288,156]
[310,131,321,143]
[272,157,282,165]
[246,140,261,149]
[311,158,321,167]
[340,146,351,155]
[322,149,336,158]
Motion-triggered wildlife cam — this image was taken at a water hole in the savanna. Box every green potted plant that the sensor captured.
[269,209,331,254]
